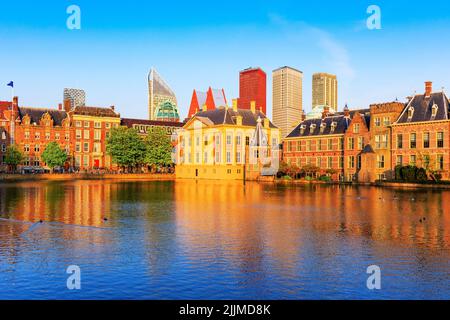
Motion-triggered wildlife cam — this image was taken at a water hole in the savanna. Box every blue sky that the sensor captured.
[1,0,450,119]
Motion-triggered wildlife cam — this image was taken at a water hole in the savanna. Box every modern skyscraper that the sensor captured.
[312,73,337,109]
[148,68,179,122]
[272,66,303,138]
[238,67,267,114]
[63,88,85,110]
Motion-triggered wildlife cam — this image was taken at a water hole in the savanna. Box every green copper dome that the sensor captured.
[305,104,337,120]
[154,101,180,122]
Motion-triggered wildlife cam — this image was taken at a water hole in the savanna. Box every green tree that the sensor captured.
[144,127,173,169]
[4,145,24,172]
[106,127,147,171]
[41,142,67,170]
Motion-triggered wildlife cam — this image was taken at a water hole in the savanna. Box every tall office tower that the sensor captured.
[238,67,267,114]
[148,68,179,121]
[312,73,337,109]
[272,66,303,138]
[63,88,86,109]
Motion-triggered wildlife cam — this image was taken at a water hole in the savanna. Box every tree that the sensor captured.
[106,127,147,171]
[41,142,67,170]
[144,127,173,169]
[4,145,23,172]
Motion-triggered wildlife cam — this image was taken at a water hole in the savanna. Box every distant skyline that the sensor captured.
[1,1,450,120]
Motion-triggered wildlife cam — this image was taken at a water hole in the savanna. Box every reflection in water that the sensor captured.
[0,180,449,299]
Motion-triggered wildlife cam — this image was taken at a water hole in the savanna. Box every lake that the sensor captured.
[0,180,448,299]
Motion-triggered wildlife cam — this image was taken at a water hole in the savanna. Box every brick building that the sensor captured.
[283,106,349,180]
[391,82,450,180]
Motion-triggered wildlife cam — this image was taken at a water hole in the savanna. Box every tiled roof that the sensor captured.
[18,107,67,126]
[396,92,450,124]
[121,118,184,127]
[73,106,119,118]
[192,107,277,128]
[286,115,350,138]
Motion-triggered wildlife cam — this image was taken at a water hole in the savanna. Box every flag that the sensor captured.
[7,81,13,88]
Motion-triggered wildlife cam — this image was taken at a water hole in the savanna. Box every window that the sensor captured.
[374,118,381,127]
[348,156,355,168]
[354,123,360,133]
[75,155,81,166]
[65,133,70,141]
[75,121,82,128]
[410,133,417,148]
[357,155,362,169]
[83,155,89,167]
[236,152,241,163]
[318,140,323,151]
[94,122,101,128]
[75,142,81,153]
[383,117,390,126]
[357,137,364,150]
[84,121,90,128]
[437,155,444,170]
[236,135,241,146]
[375,135,381,148]
[317,157,322,168]
[377,155,385,168]
[339,157,344,169]
[55,133,60,140]
[397,134,403,149]
[410,155,416,166]
[196,136,200,147]
[423,132,430,148]
[396,155,403,166]
[381,134,388,148]
[45,132,50,140]
[437,132,444,148]
[24,144,30,152]
[83,142,89,153]
[35,132,40,140]
[347,137,354,150]
[34,144,40,152]
[306,140,311,151]
[226,135,232,145]
[407,107,414,120]
[24,131,30,139]
[76,130,82,139]
[297,141,302,151]
[327,139,333,151]
[94,130,101,140]
[93,143,101,153]
[105,123,111,129]
[195,152,200,163]
[327,157,332,169]
[226,151,231,163]
[1,144,6,152]
[84,130,90,140]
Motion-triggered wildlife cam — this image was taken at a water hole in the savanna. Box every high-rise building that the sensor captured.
[312,73,337,109]
[272,66,303,138]
[148,68,179,122]
[63,88,86,110]
[238,67,267,114]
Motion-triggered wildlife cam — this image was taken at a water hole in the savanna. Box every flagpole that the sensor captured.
[10,83,15,145]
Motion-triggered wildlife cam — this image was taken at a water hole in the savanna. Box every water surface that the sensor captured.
[0,180,448,299]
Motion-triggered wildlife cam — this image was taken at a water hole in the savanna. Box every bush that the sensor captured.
[305,176,314,181]
[416,168,428,182]
[318,175,332,182]
[394,165,403,180]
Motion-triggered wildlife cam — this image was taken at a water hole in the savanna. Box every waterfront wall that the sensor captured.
[0,173,175,183]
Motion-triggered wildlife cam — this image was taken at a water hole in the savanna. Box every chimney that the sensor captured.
[58,103,63,111]
[322,106,330,119]
[301,113,306,121]
[344,104,350,118]
[202,104,207,112]
[232,99,238,112]
[63,99,72,112]
[12,96,19,112]
[111,105,115,111]
[263,117,270,129]
[425,81,432,97]
[250,100,256,114]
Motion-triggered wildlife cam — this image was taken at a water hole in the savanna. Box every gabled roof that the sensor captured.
[18,107,68,126]
[286,115,350,138]
[188,87,228,117]
[121,118,184,128]
[396,92,449,124]
[73,105,120,118]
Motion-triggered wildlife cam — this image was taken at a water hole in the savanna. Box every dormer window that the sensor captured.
[431,103,438,119]
[330,121,337,133]
[309,124,316,134]
[407,107,414,121]
[300,124,306,135]
[320,122,326,133]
